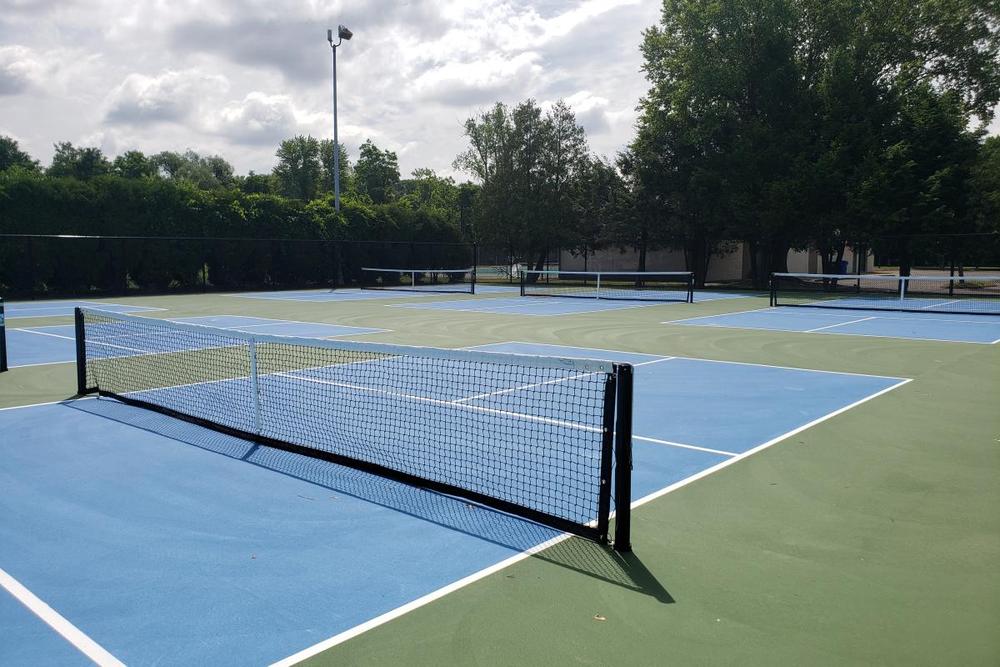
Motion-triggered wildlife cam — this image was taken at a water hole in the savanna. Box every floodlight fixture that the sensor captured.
[327,25,353,211]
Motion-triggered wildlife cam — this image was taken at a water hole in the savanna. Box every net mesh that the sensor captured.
[76,308,630,543]
[770,273,1000,315]
[360,267,476,294]
[521,271,694,302]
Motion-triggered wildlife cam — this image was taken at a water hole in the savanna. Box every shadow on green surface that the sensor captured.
[534,537,675,604]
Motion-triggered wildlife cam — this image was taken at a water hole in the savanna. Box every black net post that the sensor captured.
[0,298,7,373]
[613,363,633,552]
[471,243,478,295]
[596,372,618,544]
[74,307,88,394]
[519,270,526,296]
[769,274,776,306]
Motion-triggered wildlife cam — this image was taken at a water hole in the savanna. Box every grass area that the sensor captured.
[1,290,998,665]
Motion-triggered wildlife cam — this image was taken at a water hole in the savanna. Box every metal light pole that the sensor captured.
[327,25,352,211]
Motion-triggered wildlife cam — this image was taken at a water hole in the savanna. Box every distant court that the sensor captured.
[667,307,1000,344]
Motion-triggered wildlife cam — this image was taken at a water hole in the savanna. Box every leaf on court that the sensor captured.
[593,614,606,622]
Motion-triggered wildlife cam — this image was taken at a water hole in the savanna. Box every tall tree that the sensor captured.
[319,139,353,196]
[48,142,112,179]
[272,136,323,201]
[354,139,400,204]
[113,150,156,179]
[0,136,40,172]
[150,150,235,189]
[454,99,591,271]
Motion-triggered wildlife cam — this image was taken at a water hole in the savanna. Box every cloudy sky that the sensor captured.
[0,0,662,179]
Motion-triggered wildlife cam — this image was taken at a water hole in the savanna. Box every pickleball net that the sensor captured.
[74,308,633,550]
[521,270,694,302]
[360,267,476,294]
[770,273,1000,315]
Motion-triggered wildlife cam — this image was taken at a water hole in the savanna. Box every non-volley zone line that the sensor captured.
[0,566,125,666]
[4,301,166,319]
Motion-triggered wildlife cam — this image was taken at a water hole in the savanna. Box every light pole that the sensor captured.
[327,25,352,211]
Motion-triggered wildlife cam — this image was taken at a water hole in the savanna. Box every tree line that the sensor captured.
[2,0,999,287]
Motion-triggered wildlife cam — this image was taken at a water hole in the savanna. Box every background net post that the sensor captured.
[0,297,7,373]
[613,363,633,553]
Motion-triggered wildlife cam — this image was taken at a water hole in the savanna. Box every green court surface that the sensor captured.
[1,288,997,665]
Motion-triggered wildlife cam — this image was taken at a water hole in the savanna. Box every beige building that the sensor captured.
[559,243,871,281]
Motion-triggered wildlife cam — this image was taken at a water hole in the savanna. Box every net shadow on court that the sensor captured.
[64,397,671,602]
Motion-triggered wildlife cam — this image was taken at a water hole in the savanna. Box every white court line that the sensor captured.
[269,532,575,667]
[452,371,600,404]
[0,397,94,412]
[919,299,961,310]
[462,341,665,363]
[662,320,999,345]
[15,328,75,342]
[470,340,910,380]
[270,375,913,666]
[663,306,776,325]
[233,322,391,336]
[6,304,166,319]
[630,378,913,510]
[5,359,75,369]
[390,299,668,316]
[804,316,877,332]
[0,567,125,667]
[273,371,602,435]
[633,435,737,457]
[671,306,1000,326]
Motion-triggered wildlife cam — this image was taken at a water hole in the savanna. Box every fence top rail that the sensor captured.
[524,270,694,277]
[0,233,476,247]
[774,272,1000,282]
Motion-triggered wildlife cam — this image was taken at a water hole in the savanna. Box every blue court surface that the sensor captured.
[393,291,747,316]
[0,342,908,665]
[2,317,388,368]
[3,300,164,319]
[228,285,517,302]
[667,307,1000,344]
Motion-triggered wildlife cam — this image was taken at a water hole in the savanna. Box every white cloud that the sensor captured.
[0,0,665,175]
[105,69,230,124]
[209,92,312,145]
[0,45,48,95]
[411,52,544,106]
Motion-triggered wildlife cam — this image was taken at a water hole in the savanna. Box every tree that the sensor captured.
[0,136,40,172]
[150,150,234,189]
[634,0,811,286]
[859,85,981,274]
[272,136,323,201]
[238,171,275,194]
[354,139,400,204]
[113,150,156,179]
[567,156,624,269]
[48,142,112,179]
[454,99,591,272]
[319,139,353,196]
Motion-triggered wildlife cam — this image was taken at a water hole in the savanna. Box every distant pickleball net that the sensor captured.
[74,308,633,549]
[770,273,1000,316]
[360,267,476,294]
[521,270,694,302]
